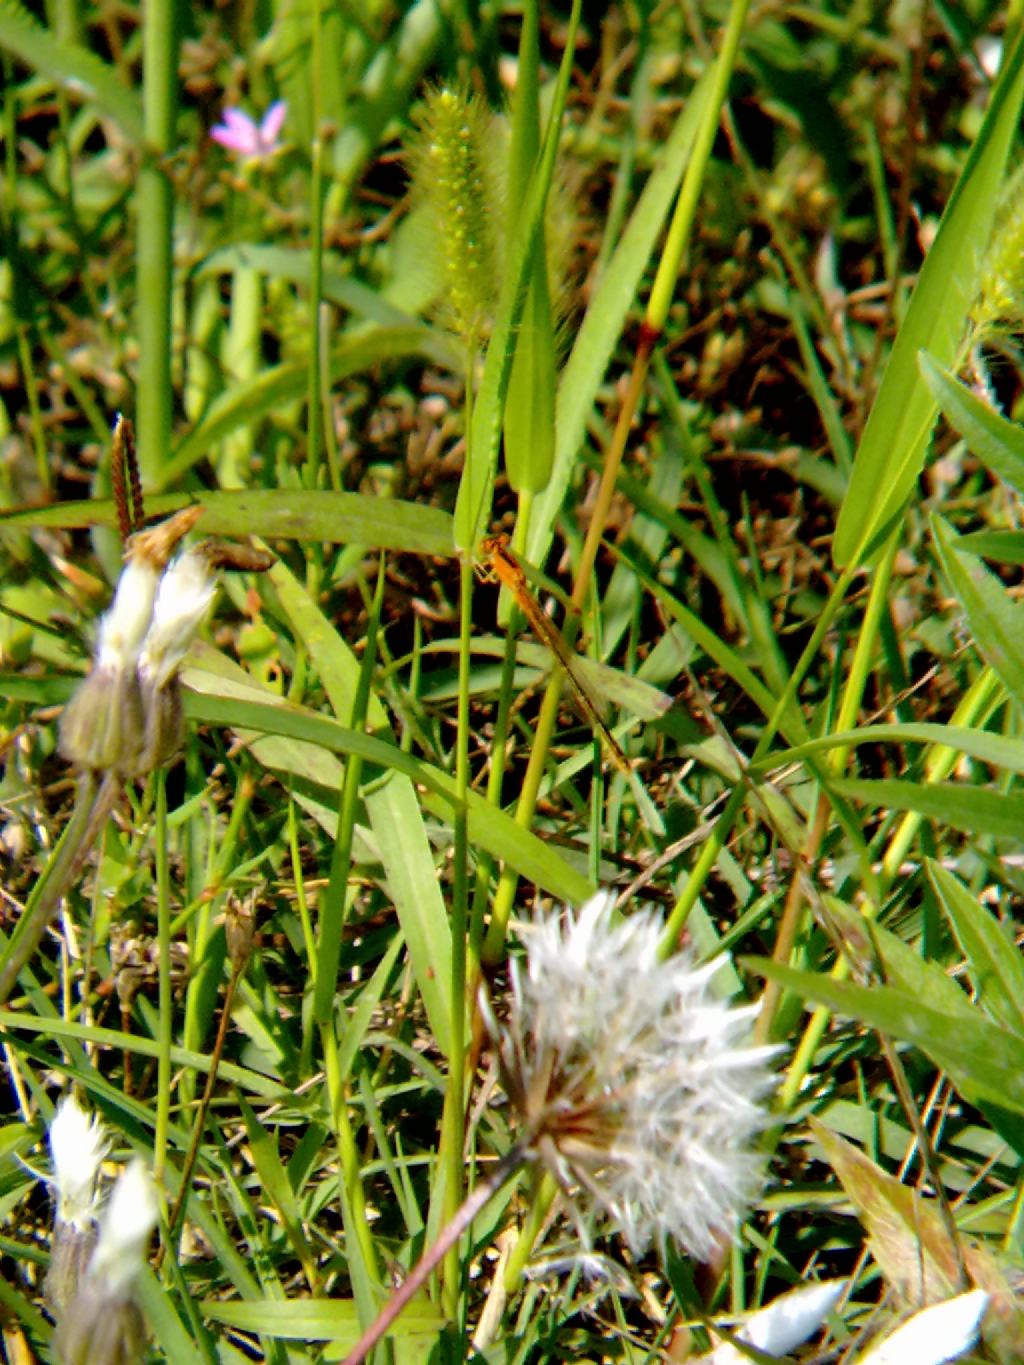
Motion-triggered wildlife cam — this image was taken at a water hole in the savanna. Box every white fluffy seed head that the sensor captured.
[87,1160,159,1299]
[95,559,160,674]
[138,548,219,689]
[48,1096,108,1231]
[498,891,779,1259]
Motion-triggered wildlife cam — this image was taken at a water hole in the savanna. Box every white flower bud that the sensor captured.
[45,1097,108,1316]
[88,1159,159,1299]
[138,548,219,690]
[51,1160,158,1365]
[94,559,160,674]
[49,1095,107,1231]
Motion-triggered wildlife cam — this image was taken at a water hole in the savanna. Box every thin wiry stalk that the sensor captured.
[341,1145,527,1365]
[0,772,119,1008]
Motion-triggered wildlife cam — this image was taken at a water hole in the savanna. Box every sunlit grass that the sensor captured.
[1,3,1024,1363]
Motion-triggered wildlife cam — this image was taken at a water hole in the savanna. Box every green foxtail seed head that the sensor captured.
[972,165,1024,335]
[409,87,503,345]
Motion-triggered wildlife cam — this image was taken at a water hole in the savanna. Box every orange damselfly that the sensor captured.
[478,534,631,775]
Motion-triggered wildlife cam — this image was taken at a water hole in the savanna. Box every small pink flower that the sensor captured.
[211,101,286,160]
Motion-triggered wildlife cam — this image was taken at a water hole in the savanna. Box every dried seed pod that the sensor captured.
[59,668,146,776]
[197,540,275,573]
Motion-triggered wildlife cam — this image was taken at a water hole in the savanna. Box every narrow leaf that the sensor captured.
[921,350,1024,497]
[0,2,144,141]
[183,685,593,904]
[527,65,714,566]
[454,0,581,548]
[200,1295,443,1341]
[833,31,1024,565]
[832,775,1024,842]
[749,958,1024,1116]
[932,514,1024,709]
[504,0,557,496]
[237,1096,317,1289]
[1,490,455,557]
[928,861,1024,1037]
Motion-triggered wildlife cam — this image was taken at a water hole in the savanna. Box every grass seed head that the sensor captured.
[494,891,778,1259]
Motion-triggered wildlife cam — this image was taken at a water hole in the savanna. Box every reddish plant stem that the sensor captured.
[341,1145,527,1365]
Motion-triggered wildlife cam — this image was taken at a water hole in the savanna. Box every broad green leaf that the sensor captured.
[928,861,1024,1037]
[921,350,1024,497]
[527,65,714,567]
[749,958,1024,1115]
[833,776,1024,842]
[933,514,1024,710]
[833,30,1024,566]
[819,897,975,1024]
[0,2,144,142]
[454,0,581,549]
[0,490,455,557]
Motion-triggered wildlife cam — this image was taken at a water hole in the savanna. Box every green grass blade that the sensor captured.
[750,958,1024,1116]
[200,1295,444,1343]
[833,776,1024,842]
[453,0,581,550]
[928,860,1024,1038]
[526,65,714,566]
[955,530,1024,563]
[748,721,1024,777]
[138,1266,216,1364]
[2,490,455,556]
[0,1,144,141]
[182,687,592,904]
[933,513,1024,708]
[237,1096,318,1289]
[265,561,454,1053]
[833,30,1024,566]
[503,0,556,497]
[921,349,1024,496]
[365,775,454,1059]
[0,1011,292,1101]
